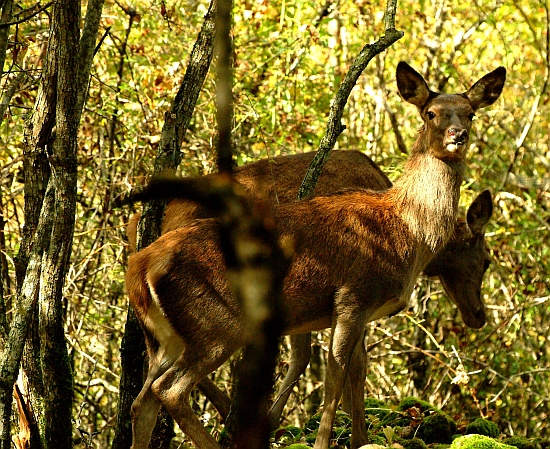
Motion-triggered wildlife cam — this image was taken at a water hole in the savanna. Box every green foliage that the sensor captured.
[1,0,549,447]
[466,418,500,438]
[450,435,516,449]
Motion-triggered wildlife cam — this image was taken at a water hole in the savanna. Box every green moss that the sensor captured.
[397,397,443,414]
[418,412,457,444]
[450,434,516,449]
[394,436,428,449]
[431,445,451,449]
[465,418,500,438]
[367,432,387,445]
[304,432,317,445]
[333,425,351,446]
[364,397,392,420]
[503,436,537,449]
[302,411,351,447]
[274,425,303,445]
[303,411,351,435]
[379,396,449,429]
[303,413,322,435]
[285,445,311,449]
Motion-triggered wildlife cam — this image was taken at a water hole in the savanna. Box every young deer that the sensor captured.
[127,150,493,425]
[126,62,505,449]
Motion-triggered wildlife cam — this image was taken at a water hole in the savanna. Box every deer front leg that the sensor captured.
[314,308,367,449]
[268,333,312,430]
[341,329,368,416]
[348,332,368,448]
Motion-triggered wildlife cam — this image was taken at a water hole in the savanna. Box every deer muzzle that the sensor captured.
[445,127,468,153]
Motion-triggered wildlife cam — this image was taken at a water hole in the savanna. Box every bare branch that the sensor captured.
[0,1,54,28]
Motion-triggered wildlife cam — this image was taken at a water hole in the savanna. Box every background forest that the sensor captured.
[0,0,549,448]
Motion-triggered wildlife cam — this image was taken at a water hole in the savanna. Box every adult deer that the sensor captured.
[127,150,493,425]
[126,62,505,449]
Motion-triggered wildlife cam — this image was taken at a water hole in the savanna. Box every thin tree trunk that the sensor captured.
[38,3,80,447]
[112,2,217,448]
[16,13,58,443]
[297,0,403,200]
[0,0,14,76]
[0,0,57,442]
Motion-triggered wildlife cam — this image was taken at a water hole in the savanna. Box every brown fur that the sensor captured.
[126,62,506,449]
[126,149,391,251]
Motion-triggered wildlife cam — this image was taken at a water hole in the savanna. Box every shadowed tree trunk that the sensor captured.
[112,1,217,448]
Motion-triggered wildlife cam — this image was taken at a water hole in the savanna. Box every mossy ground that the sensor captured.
[271,397,547,448]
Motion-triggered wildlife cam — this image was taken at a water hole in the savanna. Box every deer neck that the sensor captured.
[391,150,465,254]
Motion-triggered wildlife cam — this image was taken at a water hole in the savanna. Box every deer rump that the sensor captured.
[126,61,505,449]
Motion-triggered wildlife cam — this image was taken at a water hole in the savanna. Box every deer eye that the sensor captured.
[427,111,436,120]
[468,112,476,120]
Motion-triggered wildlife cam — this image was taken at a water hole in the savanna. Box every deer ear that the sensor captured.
[465,66,506,110]
[396,62,431,108]
[467,189,493,235]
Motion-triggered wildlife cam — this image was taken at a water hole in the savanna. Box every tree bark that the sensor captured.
[0,0,14,77]
[113,1,217,448]
[38,4,80,447]
[0,0,98,447]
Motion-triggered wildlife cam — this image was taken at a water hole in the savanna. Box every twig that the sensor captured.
[0,1,54,28]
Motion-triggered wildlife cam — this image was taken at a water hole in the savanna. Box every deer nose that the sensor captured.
[447,127,468,143]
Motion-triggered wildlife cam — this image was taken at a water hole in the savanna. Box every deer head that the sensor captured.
[396,62,506,161]
[425,189,493,329]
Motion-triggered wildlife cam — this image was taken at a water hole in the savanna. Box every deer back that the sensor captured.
[126,150,391,250]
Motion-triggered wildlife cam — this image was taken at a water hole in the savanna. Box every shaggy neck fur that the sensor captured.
[391,142,465,254]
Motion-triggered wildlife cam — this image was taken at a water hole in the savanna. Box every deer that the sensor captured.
[126,149,494,426]
[125,61,506,449]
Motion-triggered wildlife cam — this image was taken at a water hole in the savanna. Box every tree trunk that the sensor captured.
[112,2,217,448]
[0,0,100,447]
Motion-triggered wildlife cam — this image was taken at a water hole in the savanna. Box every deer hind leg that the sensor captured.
[130,352,170,449]
[150,344,238,449]
[314,307,368,449]
[197,376,232,420]
[268,332,312,430]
